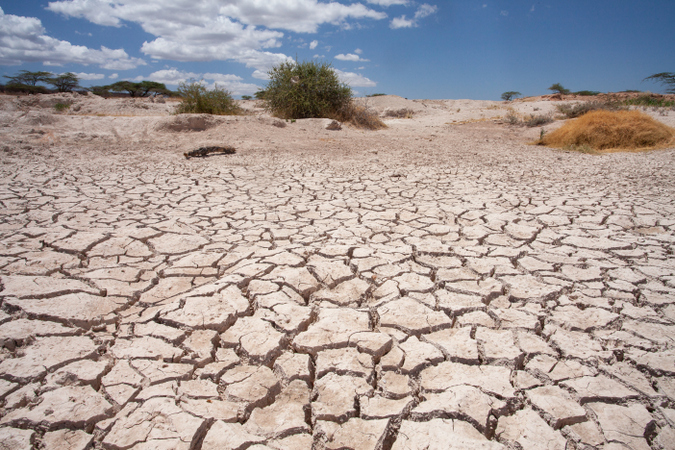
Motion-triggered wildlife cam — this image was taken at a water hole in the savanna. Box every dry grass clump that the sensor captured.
[383,108,414,119]
[540,110,675,152]
[336,103,387,130]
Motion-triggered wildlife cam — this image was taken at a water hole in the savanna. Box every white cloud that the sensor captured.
[415,4,438,19]
[500,10,509,16]
[367,0,410,5]
[354,48,363,54]
[335,53,369,62]
[390,3,437,28]
[0,7,145,69]
[144,68,260,95]
[309,40,318,50]
[109,73,119,79]
[334,69,376,87]
[252,69,270,80]
[390,15,415,28]
[75,72,105,80]
[47,0,388,71]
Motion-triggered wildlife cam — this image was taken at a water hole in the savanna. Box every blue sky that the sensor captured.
[1,0,673,100]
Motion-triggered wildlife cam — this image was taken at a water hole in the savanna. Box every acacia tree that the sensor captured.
[643,72,675,94]
[48,72,80,92]
[105,80,170,97]
[548,83,570,95]
[501,91,522,101]
[4,70,52,86]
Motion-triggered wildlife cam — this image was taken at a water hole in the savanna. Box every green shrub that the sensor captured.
[263,60,352,120]
[574,90,601,96]
[54,102,71,112]
[525,113,554,127]
[623,95,675,108]
[176,80,241,115]
[241,95,252,100]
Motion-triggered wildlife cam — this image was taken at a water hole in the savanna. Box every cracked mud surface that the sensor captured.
[1,93,675,449]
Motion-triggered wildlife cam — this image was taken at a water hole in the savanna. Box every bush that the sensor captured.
[383,108,414,119]
[556,101,623,119]
[262,59,384,129]
[574,90,601,96]
[525,113,554,127]
[623,95,675,108]
[263,60,352,120]
[540,110,675,151]
[176,80,241,115]
[54,102,71,112]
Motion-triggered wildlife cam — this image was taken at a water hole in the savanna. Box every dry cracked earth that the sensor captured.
[1,93,675,449]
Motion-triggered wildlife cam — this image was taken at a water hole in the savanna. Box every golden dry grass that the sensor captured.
[540,110,675,152]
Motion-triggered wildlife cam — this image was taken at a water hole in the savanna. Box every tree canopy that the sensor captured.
[103,81,171,97]
[644,72,675,94]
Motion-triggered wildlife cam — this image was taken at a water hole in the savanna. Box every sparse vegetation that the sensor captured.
[548,83,570,95]
[54,102,71,112]
[556,101,623,119]
[525,113,554,127]
[176,80,242,115]
[49,73,80,92]
[262,59,384,129]
[574,90,601,96]
[540,110,675,152]
[383,108,414,119]
[101,81,172,97]
[644,72,675,94]
[2,70,80,93]
[366,93,387,97]
[623,96,675,109]
[501,91,522,101]
[241,95,252,100]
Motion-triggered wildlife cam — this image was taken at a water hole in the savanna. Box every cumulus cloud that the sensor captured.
[144,68,260,95]
[47,0,388,71]
[334,69,376,87]
[75,72,106,80]
[309,40,319,50]
[0,7,145,69]
[367,0,410,5]
[335,53,369,62]
[390,3,437,28]
[109,73,119,79]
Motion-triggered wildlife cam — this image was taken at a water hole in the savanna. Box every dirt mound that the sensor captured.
[157,114,224,132]
[18,111,61,126]
[541,110,675,152]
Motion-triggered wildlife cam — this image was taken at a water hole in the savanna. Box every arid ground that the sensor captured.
[1,93,675,449]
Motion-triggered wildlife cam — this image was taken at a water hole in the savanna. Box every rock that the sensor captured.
[525,385,587,428]
[587,402,654,450]
[378,297,452,334]
[244,380,311,439]
[496,408,567,450]
[103,397,207,450]
[42,429,93,450]
[1,385,112,428]
[412,385,506,431]
[312,373,373,422]
[392,418,505,449]
[323,417,389,450]
[0,336,98,381]
[293,308,370,355]
[420,362,515,398]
